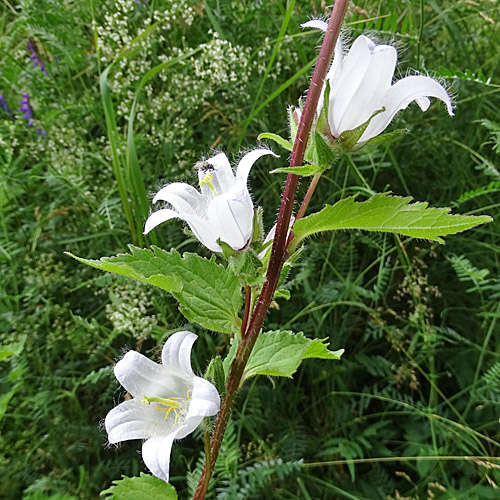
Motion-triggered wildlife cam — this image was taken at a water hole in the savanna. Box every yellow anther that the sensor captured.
[187,389,192,400]
[142,394,188,424]
[199,173,218,195]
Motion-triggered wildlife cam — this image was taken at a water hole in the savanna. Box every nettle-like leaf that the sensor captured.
[243,330,343,381]
[101,473,177,500]
[67,246,242,334]
[293,193,492,245]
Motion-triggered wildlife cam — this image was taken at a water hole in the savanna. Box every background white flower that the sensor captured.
[105,331,220,482]
[144,149,277,252]
[303,20,454,143]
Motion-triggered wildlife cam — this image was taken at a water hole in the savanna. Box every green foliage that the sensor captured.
[293,193,492,245]
[1,0,500,499]
[244,330,343,380]
[101,474,177,500]
[67,246,243,334]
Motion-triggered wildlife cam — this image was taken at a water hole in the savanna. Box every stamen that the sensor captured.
[199,173,218,195]
[142,394,188,424]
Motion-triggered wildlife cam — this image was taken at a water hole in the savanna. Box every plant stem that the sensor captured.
[191,3,350,498]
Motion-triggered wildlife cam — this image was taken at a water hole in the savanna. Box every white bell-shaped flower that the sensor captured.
[105,331,220,482]
[144,150,277,252]
[302,21,454,143]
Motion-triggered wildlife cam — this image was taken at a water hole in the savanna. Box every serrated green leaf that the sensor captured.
[304,339,345,360]
[100,473,177,500]
[244,330,343,380]
[66,246,181,293]
[67,246,242,333]
[269,165,322,176]
[258,132,293,151]
[293,194,492,245]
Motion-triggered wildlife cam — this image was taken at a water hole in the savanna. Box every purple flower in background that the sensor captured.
[18,93,34,126]
[17,92,46,136]
[27,39,48,75]
[0,94,14,120]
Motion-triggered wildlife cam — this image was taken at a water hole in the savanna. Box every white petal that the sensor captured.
[144,208,181,234]
[360,75,454,141]
[201,152,235,195]
[330,36,397,135]
[161,331,197,376]
[105,399,172,443]
[207,184,254,250]
[176,376,220,439]
[235,149,278,186]
[114,350,189,399]
[144,208,221,252]
[142,432,179,482]
[153,182,206,216]
[301,19,328,31]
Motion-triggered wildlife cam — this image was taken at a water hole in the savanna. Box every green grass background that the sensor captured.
[1,0,499,498]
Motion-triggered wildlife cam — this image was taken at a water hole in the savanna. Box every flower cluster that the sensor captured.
[27,39,48,75]
[18,93,46,136]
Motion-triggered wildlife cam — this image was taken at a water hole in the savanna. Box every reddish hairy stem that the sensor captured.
[192,3,349,498]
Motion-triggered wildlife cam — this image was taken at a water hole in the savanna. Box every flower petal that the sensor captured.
[301,19,328,31]
[106,399,172,443]
[330,36,397,136]
[153,182,206,216]
[144,208,221,252]
[235,149,278,186]
[360,75,454,141]
[207,184,254,250]
[142,432,179,482]
[200,152,235,197]
[177,376,221,439]
[114,350,189,399]
[161,331,197,376]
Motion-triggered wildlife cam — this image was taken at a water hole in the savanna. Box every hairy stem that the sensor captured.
[192,3,349,498]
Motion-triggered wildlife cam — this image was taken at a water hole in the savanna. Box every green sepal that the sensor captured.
[274,289,291,300]
[357,128,409,149]
[336,107,385,152]
[258,132,293,152]
[316,79,331,136]
[228,249,265,287]
[205,356,226,398]
[100,473,177,499]
[311,130,338,169]
[222,338,238,378]
[269,164,323,177]
[252,206,264,244]
[288,105,299,145]
[216,238,236,259]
